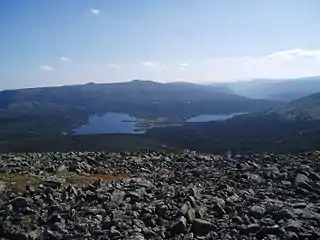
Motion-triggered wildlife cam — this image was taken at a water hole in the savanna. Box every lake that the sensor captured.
[73,112,143,135]
[74,112,247,135]
[186,112,247,122]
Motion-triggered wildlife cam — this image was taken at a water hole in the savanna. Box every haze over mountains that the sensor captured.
[211,76,320,101]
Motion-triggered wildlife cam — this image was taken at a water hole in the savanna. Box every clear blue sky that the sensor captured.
[1,0,319,89]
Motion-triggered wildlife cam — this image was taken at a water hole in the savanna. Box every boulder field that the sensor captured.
[0,151,320,239]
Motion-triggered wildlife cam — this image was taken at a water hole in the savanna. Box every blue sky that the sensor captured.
[0,0,320,89]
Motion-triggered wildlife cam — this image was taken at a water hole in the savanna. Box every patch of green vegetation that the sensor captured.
[0,174,40,192]
[311,151,320,157]
[65,173,134,186]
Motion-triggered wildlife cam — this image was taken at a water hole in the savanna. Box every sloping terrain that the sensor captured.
[147,114,320,154]
[274,92,320,120]
[147,92,320,154]
[1,151,320,239]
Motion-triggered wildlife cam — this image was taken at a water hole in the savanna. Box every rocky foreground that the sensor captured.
[1,151,320,240]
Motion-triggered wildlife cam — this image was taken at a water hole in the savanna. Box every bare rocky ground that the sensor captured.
[1,151,320,240]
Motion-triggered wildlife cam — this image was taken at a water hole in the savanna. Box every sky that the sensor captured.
[0,0,320,89]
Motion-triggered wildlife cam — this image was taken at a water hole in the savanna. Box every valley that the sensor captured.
[0,79,320,154]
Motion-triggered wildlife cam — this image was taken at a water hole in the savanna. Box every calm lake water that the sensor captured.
[74,112,247,135]
[186,112,247,122]
[74,112,143,135]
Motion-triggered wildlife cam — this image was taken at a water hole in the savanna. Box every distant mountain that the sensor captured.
[0,80,282,136]
[0,80,279,113]
[273,92,320,120]
[211,76,320,101]
[170,81,235,94]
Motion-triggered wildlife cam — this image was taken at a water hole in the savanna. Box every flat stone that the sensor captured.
[128,234,145,240]
[291,202,307,209]
[244,223,261,233]
[256,225,281,238]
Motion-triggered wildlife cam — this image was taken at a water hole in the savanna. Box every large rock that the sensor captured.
[56,164,68,173]
[187,208,196,223]
[47,213,63,224]
[181,202,190,215]
[155,203,168,218]
[171,216,187,234]
[295,174,312,190]
[128,234,145,240]
[191,219,213,235]
[284,219,303,233]
[241,223,261,234]
[10,197,28,209]
[250,205,266,218]
[111,190,126,204]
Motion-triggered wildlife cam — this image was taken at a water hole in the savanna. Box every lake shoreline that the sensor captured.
[73,112,248,135]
